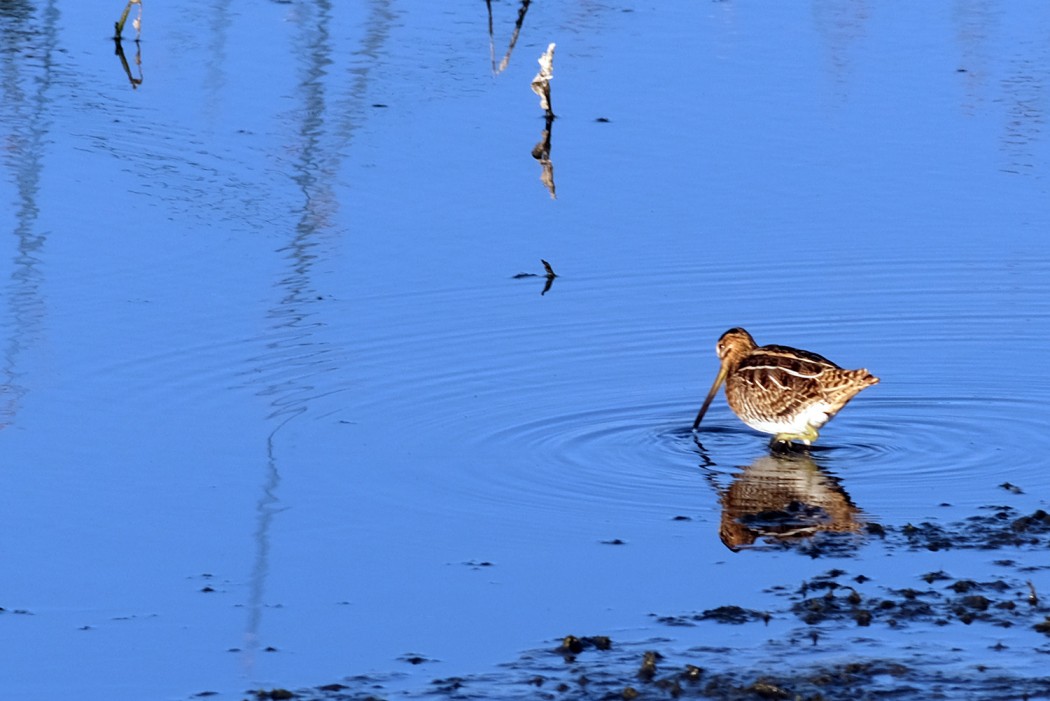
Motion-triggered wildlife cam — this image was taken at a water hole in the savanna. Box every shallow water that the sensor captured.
[2,2,1050,699]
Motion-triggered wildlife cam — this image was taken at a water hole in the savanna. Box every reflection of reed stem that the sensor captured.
[531,113,556,199]
[113,38,144,89]
[486,0,496,74]
[487,0,532,75]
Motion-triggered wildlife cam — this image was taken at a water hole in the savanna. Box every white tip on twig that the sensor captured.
[530,43,556,114]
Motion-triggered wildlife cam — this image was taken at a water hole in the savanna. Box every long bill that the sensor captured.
[691,362,728,431]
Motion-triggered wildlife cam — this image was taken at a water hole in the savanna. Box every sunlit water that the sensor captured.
[2,2,1049,699]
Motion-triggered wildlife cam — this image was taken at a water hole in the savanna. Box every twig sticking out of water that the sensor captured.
[512,261,558,296]
[540,259,556,295]
[486,0,532,75]
[114,0,142,41]
[530,43,556,117]
[530,43,557,199]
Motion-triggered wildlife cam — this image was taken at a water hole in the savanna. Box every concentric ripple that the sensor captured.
[84,252,1050,529]
[339,252,1050,529]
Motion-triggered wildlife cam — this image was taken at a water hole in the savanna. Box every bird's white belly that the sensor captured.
[741,402,833,435]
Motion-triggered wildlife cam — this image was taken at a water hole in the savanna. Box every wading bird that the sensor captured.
[692,328,878,445]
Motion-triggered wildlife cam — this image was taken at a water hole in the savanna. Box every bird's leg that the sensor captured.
[771,425,820,447]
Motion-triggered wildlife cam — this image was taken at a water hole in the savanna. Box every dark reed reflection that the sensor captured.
[698,442,863,552]
[239,0,393,670]
[531,112,555,199]
[0,0,58,431]
[486,0,531,75]
[112,37,143,90]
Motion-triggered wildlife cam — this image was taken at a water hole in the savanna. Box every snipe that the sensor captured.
[692,328,878,445]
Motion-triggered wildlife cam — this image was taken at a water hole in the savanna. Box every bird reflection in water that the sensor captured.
[697,441,865,552]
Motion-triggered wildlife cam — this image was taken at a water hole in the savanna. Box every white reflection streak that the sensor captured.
[0,0,58,432]
[240,0,394,679]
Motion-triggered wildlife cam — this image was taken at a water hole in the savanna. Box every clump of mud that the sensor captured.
[772,568,1043,629]
[893,507,1050,552]
[736,506,1050,559]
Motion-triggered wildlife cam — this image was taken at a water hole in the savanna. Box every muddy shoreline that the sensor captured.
[242,504,1050,701]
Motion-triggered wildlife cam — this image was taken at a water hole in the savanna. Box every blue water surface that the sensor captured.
[2,2,1049,699]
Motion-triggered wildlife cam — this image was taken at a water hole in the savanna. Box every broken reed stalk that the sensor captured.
[529,43,557,199]
[530,43,555,118]
[114,0,142,40]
